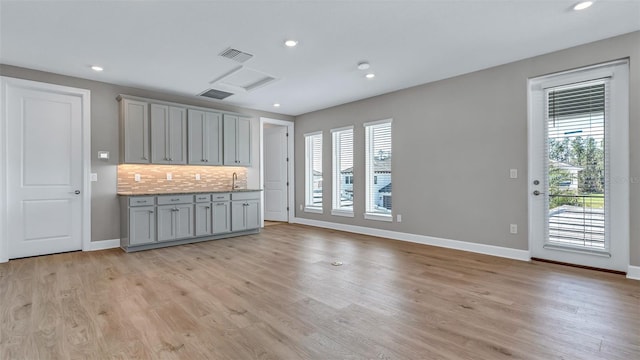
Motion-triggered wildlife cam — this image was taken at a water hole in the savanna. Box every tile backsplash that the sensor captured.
[117,164,247,194]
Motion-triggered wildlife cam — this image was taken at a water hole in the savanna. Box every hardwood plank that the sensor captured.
[0,223,638,359]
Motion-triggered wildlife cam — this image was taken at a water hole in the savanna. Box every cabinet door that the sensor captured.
[157,206,175,241]
[236,117,251,166]
[244,200,260,230]
[212,201,231,234]
[174,204,194,239]
[188,110,222,165]
[130,206,156,245]
[195,203,212,236]
[150,104,170,164]
[168,106,187,164]
[231,201,245,231]
[151,104,186,164]
[223,114,238,165]
[223,115,251,166]
[122,99,150,164]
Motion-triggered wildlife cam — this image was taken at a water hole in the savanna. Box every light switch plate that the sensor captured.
[510,169,518,179]
[90,173,98,182]
[98,151,109,160]
[166,173,172,181]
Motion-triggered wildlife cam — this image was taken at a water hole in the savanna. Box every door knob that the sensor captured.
[73,190,81,195]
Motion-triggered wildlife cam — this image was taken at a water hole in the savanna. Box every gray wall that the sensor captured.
[294,31,640,266]
[0,64,294,242]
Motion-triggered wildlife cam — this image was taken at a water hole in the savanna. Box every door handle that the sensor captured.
[70,190,81,195]
[533,190,545,196]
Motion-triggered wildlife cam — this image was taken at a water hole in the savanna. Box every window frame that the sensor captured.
[364,119,393,221]
[331,126,355,217]
[304,131,323,213]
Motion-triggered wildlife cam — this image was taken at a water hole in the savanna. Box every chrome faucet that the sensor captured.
[232,172,238,190]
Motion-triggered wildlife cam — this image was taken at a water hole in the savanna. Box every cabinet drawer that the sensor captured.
[194,194,211,203]
[157,195,192,205]
[129,196,155,206]
[211,193,230,201]
[231,191,260,201]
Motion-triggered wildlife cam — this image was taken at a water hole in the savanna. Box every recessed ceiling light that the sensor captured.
[91,65,103,72]
[573,1,593,10]
[365,73,375,79]
[357,62,370,70]
[273,103,281,107]
[284,40,298,47]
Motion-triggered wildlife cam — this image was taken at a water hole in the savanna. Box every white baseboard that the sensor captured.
[83,238,120,251]
[291,217,531,261]
[627,265,640,280]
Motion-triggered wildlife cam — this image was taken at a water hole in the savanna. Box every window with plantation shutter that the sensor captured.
[364,119,392,221]
[304,132,323,213]
[331,126,354,216]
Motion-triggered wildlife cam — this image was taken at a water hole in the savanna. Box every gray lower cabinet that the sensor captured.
[213,201,231,234]
[195,203,213,236]
[120,191,260,252]
[231,191,260,231]
[157,204,194,241]
[130,206,156,245]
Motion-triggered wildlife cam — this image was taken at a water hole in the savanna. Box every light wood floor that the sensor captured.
[1,224,638,359]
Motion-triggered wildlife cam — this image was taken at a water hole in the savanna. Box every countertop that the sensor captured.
[117,189,262,196]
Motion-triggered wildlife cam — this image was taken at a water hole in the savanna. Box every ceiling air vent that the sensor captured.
[198,88,234,100]
[219,48,254,63]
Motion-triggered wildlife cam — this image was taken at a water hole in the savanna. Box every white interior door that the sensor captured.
[4,79,86,259]
[528,61,629,272]
[263,125,288,221]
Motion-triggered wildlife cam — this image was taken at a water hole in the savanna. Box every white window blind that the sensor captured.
[364,119,392,219]
[304,132,323,212]
[332,127,354,216]
[545,79,609,249]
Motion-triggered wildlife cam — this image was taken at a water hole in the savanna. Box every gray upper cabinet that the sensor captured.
[223,114,251,166]
[120,98,150,164]
[151,104,187,164]
[188,109,222,165]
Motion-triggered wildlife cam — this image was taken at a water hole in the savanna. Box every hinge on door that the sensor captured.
[286,182,289,186]
[287,207,289,211]
[286,157,289,162]
[286,133,289,137]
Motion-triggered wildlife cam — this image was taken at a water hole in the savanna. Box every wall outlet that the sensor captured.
[195,174,201,181]
[134,174,141,182]
[510,224,518,234]
[166,173,172,181]
[510,169,518,179]
[397,214,402,222]
[299,204,303,211]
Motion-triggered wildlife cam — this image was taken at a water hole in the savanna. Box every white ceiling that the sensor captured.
[1,1,639,116]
